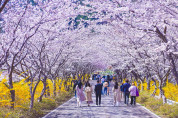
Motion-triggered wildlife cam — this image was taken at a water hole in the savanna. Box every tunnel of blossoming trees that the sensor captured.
[0,0,177,114]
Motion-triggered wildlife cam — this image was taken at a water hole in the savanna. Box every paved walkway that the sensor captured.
[43,81,160,118]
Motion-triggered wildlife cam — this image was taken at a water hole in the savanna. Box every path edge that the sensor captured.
[42,96,75,118]
[136,103,161,118]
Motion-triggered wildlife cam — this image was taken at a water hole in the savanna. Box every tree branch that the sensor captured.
[0,0,10,13]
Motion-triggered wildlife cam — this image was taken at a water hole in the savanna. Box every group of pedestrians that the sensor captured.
[120,79,139,106]
[73,78,139,107]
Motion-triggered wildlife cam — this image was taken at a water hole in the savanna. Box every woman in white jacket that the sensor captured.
[85,82,93,106]
[112,82,121,106]
[129,83,138,106]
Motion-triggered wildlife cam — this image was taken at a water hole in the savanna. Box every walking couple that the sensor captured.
[122,79,139,106]
[75,81,93,107]
[75,80,103,107]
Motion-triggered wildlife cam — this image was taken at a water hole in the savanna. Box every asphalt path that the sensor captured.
[43,80,160,118]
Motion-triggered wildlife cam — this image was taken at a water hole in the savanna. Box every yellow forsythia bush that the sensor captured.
[163,80,178,102]
[134,79,178,102]
[14,78,31,106]
[0,79,11,107]
[0,75,73,108]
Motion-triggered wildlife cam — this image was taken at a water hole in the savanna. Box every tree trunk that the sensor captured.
[140,80,144,91]
[116,74,118,82]
[151,78,157,96]
[0,0,10,13]
[53,79,56,96]
[72,74,75,80]
[10,89,15,109]
[158,80,167,104]
[158,80,163,99]
[64,81,67,90]
[147,80,150,90]
[131,75,133,82]
[8,68,15,109]
[83,74,85,83]
[152,84,157,96]
[46,80,50,96]
[58,81,62,93]
[71,80,73,87]
[30,79,40,110]
[38,77,47,102]
[77,73,80,80]
[162,94,167,104]
[87,74,90,80]
[121,77,123,83]
[136,80,140,90]
[30,93,35,110]
[169,53,178,85]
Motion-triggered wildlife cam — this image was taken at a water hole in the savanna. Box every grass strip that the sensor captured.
[137,91,178,118]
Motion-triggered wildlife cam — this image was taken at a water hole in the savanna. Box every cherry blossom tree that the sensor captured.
[0,0,177,108]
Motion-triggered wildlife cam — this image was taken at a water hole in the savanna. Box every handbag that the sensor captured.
[136,87,139,97]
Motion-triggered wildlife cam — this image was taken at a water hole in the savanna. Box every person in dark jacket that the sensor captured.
[107,75,110,81]
[123,79,131,105]
[94,80,103,106]
[120,83,124,99]
[85,81,89,87]
[73,80,78,98]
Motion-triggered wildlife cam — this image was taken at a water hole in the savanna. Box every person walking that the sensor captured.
[85,82,93,106]
[120,83,124,99]
[103,80,108,95]
[110,75,113,81]
[101,77,105,84]
[76,81,86,107]
[107,75,110,81]
[107,80,110,95]
[101,77,105,95]
[129,83,138,106]
[84,81,89,90]
[73,80,78,98]
[94,80,103,106]
[85,81,89,87]
[112,82,121,106]
[123,79,131,105]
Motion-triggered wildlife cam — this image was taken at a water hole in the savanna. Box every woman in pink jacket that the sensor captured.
[129,83,138,106]
[76,81,86,107]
